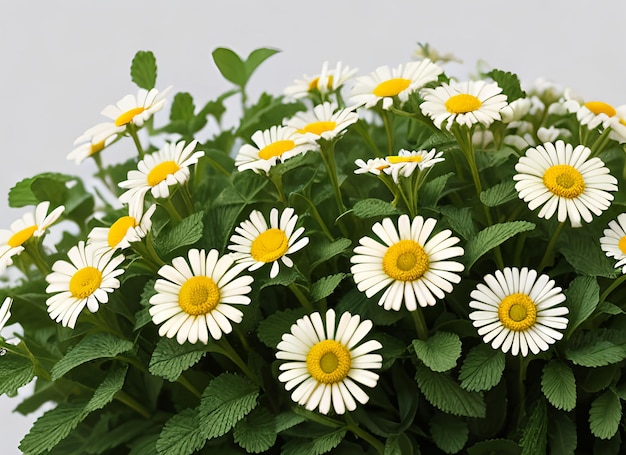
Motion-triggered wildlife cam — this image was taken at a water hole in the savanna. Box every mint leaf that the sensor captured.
[131,50,157,90]
[458,344,505,392]
[541,360,576,411]
[412,332,462,373]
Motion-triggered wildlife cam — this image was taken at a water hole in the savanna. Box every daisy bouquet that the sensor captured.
[2,45,626,455]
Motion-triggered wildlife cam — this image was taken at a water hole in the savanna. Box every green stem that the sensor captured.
[127,124,145,159]
[159,198,183,222]
[589,126,613,158]
[178,184,195,216]
[268,172,287,204]
[319,140,345,214]
[411,308,429,341]
[380,109,394,156]
[345,413,385,454]
[600,273,626,304]
[353,120,383,157]
[291,193,334,241]
[23,242,51,275]
[537,221,565,272]
[176,374,202,398]
[114,390,152,418]
[289,283,314,312]
[516,356,529,429]
[217,337,260,387]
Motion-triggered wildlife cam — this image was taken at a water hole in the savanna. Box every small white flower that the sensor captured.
[284,61,358,100]
[384,148,444,183]
[284,102,358,142]
[67,123,118,164]
[607,105,626,144]
[354,158,390,176]
[88,204,156,253]
[101,86,172,129]
[600,213,626,274]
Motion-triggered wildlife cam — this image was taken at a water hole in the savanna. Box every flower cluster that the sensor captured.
[2,46,626,455]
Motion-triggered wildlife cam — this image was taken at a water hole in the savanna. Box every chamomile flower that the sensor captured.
[354,158,390,176]
[118,140,203,208]
[384,148,444,183]
[45,242,125,328]
[469,267,569,356]
[149,249,254,344]
[101,86,172,130]
[0,297,12,333]
[570,100,616,129]
[284,61,358,100]
[513,140,618,227]
[350,60,443,110]
[351,215,464,311]
[420,80,508,129]
[600,213,626,274]
[88,204,156,253]
[607,105,626,143]
[284,102,359,143]
[67,123,118,164]
[276,309,383,415]
[235,126,314,174]
[228,207,309,279]
[0,202,65,274]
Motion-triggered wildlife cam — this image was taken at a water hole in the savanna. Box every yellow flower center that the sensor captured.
[107,216,137,248]
[299,121,337,136]
[382,239,430,282]
[373,78,411,97]
[497,293,537,331]
[445,94,483,114]
[618,236,626,255]
[69,266,103,299]
[115,107,146,127]
[387,155,423,164]
[7,225,37,248]
[258,140,296,160]
[306,339,352,384]
[542,164,585,199]
[90,139,107,156]
[584,101,616,117]
[178,276,220,316]
[147,161,181,187]
[250,228,289,263]
[308,75,334,91]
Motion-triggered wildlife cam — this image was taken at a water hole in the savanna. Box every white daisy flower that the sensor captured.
[88,204,157,253]
[420,80,508,130]
[101,86,172,130]
[384,148,444,183]
[67,123,118,164]
[284,102,359,142]
[118,140,204,208]
[570,100,616,130]
[499,98,531,124]
[469,267,569,356]
[607,105,626,143]
[350,60,443,110]
[284,61,358,100]
[513,140,618,227]
[600,213,626,274]
[276,309,383,415]
[0,202,65,274]
[350,215,464,311]
[235,126,314,174]
[0,297,13,333]
[354,158,390,176]
[149,248,254,344]
[45,242,125,328]
[227,207,309,279]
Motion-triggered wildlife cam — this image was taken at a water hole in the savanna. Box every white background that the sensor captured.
[1,1,625,452]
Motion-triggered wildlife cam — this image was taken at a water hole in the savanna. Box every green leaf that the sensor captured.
[384,433,415,455]
[233,407,277,453]
[149,337,209,381]
[458,344,505,392]
[170,92,195,122]
[520,399,547,455]
[548,412,577,455]
[430,412,469,453]
[463,221,536,270]
[244,48,280,80]
[212,47,247,87]
[156,408,207,455]
[439,205,477,240]
[275,411,305,433]
[198,373,259,439]
[282,430,346,455]
[310,273,346,302]
[412,332,462,373]
[50,333,134,380]
[420,172,454,209]
[414,364,486,418]
[565,331,626,367]
[564,276,599,335]
[85,365,128,413]
[257,308,308,348]
[0,351,35,395]
[19,403,86,455]
[309,238,352,271]
[589,389,621,439]
[8,172,73,208]
[541,360,576,411]
[560,231,619,278]
[131,50,157,90]
[153,211,204,257]
[480,181,518,207]
[486,69,525,103]
[351,198,401,219]
[467,439,521,455]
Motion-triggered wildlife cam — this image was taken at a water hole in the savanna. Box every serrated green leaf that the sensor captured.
[467,439,521,455]
[85,365,128,413]
[486,69,525,103]
[128,434,159,455]
[257,307,308,348]
[51,333,134,380]
[589,390,621,439]
[420,172,454,209]
[480,181,518,207]
[198,373,259,439]
[464,221,535,269]
[310,238,352,271]
[384,433,415,455]
[520,399,547,455]
[541,360,576,411]
[412,332,462,373]
[85,418,157,454]
[282,430,346,455]
[351,198,401,219]
[458,344,505,392]
[310,273,346,302]
[131,50,157,90]
[565,332,626,367]
[153,211,204,256]
[233,407,277,453]
[275,411,305,433]
[244,48,280,80]
[212,47,247,87]
[548,412,577,455]
[156,408,207,455]
[597,301,624,315]
[414,364,486,418]
[560,231,619,278]
[0,351,35,395]
[170,92,195,122]
[19,403,86,455]
[149,337,210,381]
[439,205,477,240]
[430,412,469,454]
[564,276,599,335]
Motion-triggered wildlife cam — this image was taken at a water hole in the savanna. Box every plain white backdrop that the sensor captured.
[1,1,625,452]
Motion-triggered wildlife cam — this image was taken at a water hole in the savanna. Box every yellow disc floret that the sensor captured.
[543,164,585,198]
[107,216,137,248]
[497,293,537,331]
[8,225,37,248]
[584,101,616,118]
[373,78,411,97]
[382,239,430,282]
[250,228,289,263]
[69,266,103,299]
[147,161,181,187]
[115,107,146,127]
[306,339,352,384]
[178,276,220,316]
[299,121,337,136]
[445,94,482,114]
[258,140,296,160]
